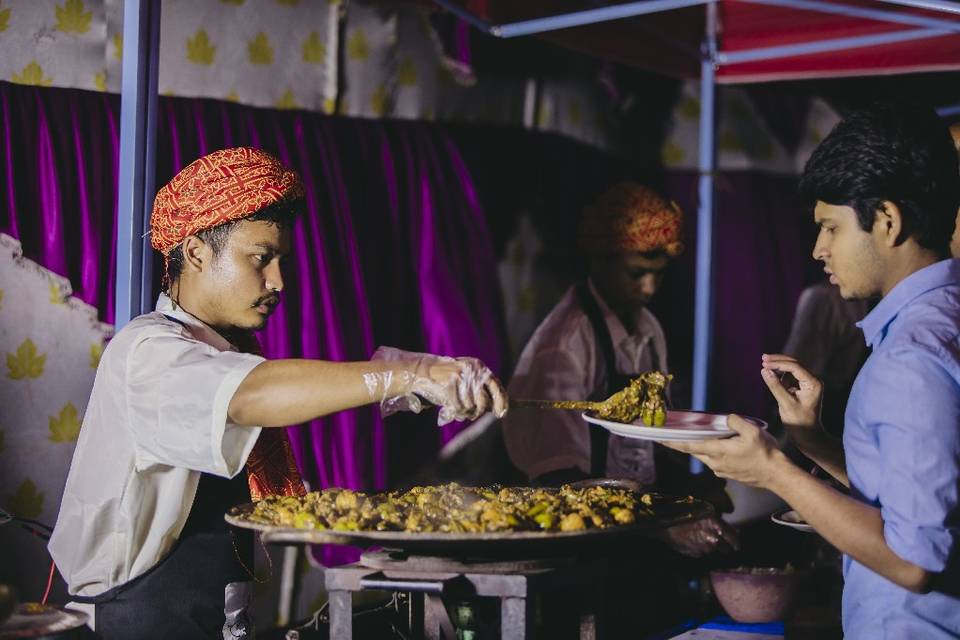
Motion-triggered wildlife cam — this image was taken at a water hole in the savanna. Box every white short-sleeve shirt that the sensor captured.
[49,294,265,597]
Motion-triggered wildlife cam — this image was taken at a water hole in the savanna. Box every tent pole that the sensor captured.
[691,1,718,470]
[115,0,160,329]
[692,1,717,413]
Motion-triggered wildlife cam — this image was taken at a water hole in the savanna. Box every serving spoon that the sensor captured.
[513,373,671,425]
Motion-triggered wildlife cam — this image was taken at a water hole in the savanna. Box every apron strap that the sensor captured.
[574,281,620,477]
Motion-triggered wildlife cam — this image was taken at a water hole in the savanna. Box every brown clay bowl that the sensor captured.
[710,566,798,623]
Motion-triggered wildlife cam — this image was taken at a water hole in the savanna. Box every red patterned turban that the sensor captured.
[151,147,304,255]
[578,182,684,256]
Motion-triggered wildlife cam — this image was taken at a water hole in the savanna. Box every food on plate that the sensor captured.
[243,482,691,533]
[594,371,672,426]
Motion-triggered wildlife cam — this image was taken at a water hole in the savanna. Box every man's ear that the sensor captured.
[180,235,212,274]
[875,201,906,248]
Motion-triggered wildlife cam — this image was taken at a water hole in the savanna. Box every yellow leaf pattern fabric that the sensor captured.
[370,84,388,117]
[7,338,46,380]
[679,97,700,120]
[49,281,64,304]
[347,30,368,61]
[302,32,325,65]
[219,0,245,4]
[720,129,743,153]
[94,71,106,91]
[536,102,551,129]
[0,234,113,607]
[662,141,685,165]
[276,0,299,5]
[55,0,92,35]
[248,32,274,65]
[0,3,10,33]
[0,289,4,310]
[517,287,535,313]
[568,101,583,127]
[7,479,44,519]
[398,58,417,87]
[186,29,216,65]
[49,402,81,442]
[113,33,122,60]
[275,89,298,110]
[89,342,103,369]
[11,61,52,87]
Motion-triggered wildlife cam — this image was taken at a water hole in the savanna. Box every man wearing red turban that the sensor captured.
[502,182,735,634]
[50,147,507,639]
[504,182,688,486]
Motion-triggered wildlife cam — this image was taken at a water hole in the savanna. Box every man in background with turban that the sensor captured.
[49,147,507,639]
[502,182,736,635]
[504,182,701,494]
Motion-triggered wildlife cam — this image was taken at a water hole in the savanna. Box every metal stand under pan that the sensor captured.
[322,549,606,640]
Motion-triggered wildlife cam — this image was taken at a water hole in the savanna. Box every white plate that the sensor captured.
[771,509,815,533]
[582,409,767,442]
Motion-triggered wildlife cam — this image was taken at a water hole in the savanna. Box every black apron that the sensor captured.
[574,281,636,477]
[74,471,255,639]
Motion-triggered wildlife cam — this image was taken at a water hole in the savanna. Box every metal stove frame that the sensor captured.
[323,551,607,640]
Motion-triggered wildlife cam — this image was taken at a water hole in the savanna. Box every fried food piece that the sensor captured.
[595,371,672,426]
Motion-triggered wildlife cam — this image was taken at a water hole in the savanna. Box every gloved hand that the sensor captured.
[363,346,509,426]
[657,515,739,558]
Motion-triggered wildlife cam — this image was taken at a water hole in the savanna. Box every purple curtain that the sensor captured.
[1,84,120,323]
[1,82,508,566]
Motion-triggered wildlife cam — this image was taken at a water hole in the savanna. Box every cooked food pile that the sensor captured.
[594,371,672,426]
[246,483,682,533]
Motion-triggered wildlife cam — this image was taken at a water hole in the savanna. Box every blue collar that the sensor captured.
[857,258,960,348]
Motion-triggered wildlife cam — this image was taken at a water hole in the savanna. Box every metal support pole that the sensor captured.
[328,591,353,639]
[717,25,951,65]
[115,0,160,328]
[877,0,960,15]
[501,596,533,640]
[740,0,960,33]
[431,0,710,38]
[692,1,717,420]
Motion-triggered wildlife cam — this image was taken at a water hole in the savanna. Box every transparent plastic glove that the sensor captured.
[657,515,739,558]
[363,346,508,426]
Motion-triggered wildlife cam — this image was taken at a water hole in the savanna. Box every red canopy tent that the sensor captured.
[440,0,960,83]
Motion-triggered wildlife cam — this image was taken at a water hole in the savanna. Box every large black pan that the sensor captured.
[224,479,714,556]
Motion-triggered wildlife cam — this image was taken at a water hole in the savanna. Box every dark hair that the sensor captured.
[798,102,960,255]
[165,197,303,284]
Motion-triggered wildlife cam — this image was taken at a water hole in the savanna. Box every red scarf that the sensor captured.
[234,330,306,501]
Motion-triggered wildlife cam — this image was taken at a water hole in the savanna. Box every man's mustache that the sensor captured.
[253,295,280,308]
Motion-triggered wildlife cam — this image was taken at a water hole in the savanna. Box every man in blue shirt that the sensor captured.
[664,103,960,638]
